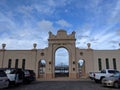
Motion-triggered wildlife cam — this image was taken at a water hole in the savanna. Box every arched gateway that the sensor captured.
[47,30,77,78]
[38,30,94,79]
[1,29,120,80]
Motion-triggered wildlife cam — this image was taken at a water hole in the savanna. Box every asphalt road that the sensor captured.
[3,80,118,90]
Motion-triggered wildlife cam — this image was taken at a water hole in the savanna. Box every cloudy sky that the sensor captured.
[0,0,120,50]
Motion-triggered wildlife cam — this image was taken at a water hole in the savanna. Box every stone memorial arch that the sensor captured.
[47,30,77,79]
[38,30,93,79]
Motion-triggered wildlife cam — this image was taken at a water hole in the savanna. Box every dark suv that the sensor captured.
[23,69,36,83]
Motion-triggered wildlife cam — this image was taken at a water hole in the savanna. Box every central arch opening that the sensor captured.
[55,48,69,77]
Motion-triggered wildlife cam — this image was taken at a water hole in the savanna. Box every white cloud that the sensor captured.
[0,12,16,32]
[0,0,120,50]
[46,0,56,6]
[85,0,101,9]
[116,29,120,36]
[111,0,120,19]
[33,4,55,15]
[75,20,120,50]
[0,11,54,49]
[16,1,56,18]
[88,31,120,50]
[0,38,37,50]
[105,0,120,25]
[37,20,54,32]
[18,5,33,14]
[56,19,72,27]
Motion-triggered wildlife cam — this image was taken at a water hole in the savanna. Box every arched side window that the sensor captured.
[78,59,85,77]
[39,60,46,74]
[78,59,84,67]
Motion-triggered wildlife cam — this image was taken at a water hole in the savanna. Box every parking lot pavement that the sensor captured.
[4,79,119,90]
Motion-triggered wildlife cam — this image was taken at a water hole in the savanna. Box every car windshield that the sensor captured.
[5,69,16,74]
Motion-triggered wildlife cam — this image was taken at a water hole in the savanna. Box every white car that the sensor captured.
[0,70,9,89]
[4,68,24,85]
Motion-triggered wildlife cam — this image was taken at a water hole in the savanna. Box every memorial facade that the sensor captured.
[0,30,120,79]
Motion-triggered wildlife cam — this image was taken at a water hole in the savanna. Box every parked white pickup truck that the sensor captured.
[90,69,119,83]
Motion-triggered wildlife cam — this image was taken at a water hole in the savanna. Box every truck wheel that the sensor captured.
[114,82,119,88]
[100,77,105,83]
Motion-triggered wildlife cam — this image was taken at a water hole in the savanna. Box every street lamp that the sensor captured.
[1,43,6,68]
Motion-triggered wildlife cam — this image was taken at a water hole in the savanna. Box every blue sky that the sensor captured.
[0,0,120,50]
